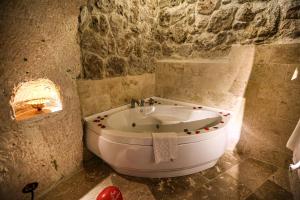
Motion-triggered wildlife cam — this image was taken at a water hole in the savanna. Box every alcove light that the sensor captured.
[10,79,62,121]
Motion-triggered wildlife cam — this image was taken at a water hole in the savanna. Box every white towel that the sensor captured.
[152,132,178,163]
[287,118,300,178]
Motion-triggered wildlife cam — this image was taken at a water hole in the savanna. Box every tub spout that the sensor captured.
[131,98,144,108]
[140,99,145,107]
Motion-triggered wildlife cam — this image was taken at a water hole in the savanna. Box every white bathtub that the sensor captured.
[85,97,240,178]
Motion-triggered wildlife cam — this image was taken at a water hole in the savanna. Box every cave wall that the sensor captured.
[77,0,159,115]
[77,0,300,115]
[0,1,85,199]
[155,0,300,58]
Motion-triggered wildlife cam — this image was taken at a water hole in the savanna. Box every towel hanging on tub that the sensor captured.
[152,132,178,163]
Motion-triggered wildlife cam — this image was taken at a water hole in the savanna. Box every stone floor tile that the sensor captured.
[42,158,112,200]
[124,172,209,200]
[245,180,293,200]
[192,173,252,200]
[268,167,291,192]
[110,174,156,200]
[42,155,297,200]
[201,150,244,180]
[226,158,277,191]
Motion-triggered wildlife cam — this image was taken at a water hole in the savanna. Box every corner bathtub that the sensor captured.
[85,97,234,178]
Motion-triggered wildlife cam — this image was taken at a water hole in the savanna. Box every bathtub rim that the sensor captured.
[85,97,233,146]
[84,97,235,121]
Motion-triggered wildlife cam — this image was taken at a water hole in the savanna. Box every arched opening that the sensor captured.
[10,79,63,121]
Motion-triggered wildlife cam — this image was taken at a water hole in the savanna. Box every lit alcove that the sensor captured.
[10,79,63,121]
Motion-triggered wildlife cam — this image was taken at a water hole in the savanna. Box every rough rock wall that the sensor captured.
[0,1,85,199]
[155,0,300,58]
[77,0,159,117]
[78,0,159,80]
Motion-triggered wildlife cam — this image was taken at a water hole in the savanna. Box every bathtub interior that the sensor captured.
[85,97,234,140]
[106,105,222,133]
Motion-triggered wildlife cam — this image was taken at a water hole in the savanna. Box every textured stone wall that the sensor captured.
[79,0,300,63]
[237,43,300,168]
[155,0,300,58]
[78,0,158,80]
[77,0,159,116]
[0,1,85,199]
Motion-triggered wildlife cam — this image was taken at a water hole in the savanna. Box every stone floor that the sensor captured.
[41,151,300,200]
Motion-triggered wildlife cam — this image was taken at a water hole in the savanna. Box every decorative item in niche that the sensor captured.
[10,79,62,121]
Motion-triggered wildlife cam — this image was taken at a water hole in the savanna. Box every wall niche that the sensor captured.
[10,79,63,121]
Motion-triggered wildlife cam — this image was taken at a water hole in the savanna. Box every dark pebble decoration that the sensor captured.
[184,128,188,132]
[156,124,160,129]
[187,131,192,135]
[132,123,136,127]
[195,130,200,134]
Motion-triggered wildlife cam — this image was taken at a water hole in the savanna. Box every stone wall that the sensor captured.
[79,0,300,63]
[77,0,159,116]
[237,43,300,168]
[155,0,300,58]
[78,0,158,80]
[0,1,85,199]
[77,0,300,116]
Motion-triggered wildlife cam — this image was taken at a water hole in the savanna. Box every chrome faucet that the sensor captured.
[131,98,144,108]
[140,99,145,107]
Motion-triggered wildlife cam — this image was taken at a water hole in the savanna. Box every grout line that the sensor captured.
[247,156,284,171]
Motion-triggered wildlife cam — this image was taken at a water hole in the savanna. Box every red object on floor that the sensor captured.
[96,186,123,200]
